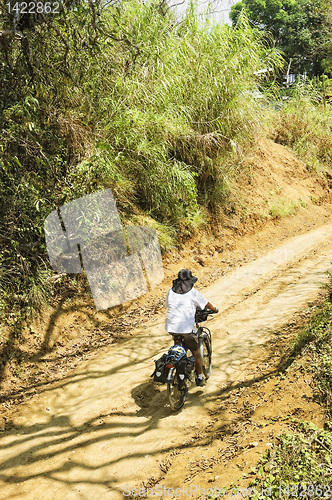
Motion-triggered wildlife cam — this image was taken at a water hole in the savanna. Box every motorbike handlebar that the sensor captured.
[195,307,219,324]
[205,308,219,314]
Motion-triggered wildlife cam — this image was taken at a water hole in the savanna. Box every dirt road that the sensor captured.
[1,224,332,500]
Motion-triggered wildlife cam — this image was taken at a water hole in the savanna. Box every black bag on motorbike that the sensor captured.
[152,353,168,383]
[176,356,195,379]
[185,355,195,377]
[176,358,187,376]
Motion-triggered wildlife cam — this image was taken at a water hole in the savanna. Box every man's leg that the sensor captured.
[182,334,200,369]
[193,349,204,385]
[193,349,203,376]
[182,333,205,386]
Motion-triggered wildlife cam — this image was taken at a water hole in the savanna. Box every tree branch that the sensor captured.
[87,0,141,62]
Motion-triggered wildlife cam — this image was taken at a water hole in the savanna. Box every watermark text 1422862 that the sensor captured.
[6,2,60,14]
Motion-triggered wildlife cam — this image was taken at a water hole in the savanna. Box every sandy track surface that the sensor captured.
[1,224,332,500]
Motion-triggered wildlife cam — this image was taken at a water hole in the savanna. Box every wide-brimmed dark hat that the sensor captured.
[172,269,198,294]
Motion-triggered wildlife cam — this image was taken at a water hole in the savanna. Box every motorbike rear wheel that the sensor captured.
[167,367,188,411]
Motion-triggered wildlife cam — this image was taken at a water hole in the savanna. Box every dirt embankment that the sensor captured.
[0,139,332,499]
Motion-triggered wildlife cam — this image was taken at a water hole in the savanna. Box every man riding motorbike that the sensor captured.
[165,269,218,386]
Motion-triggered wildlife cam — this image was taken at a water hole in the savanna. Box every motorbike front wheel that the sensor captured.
[200,335,212,379]
[167,367,188,411]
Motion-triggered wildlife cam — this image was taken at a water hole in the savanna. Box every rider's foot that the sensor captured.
[196,376,205,387]
[179,379,187,389]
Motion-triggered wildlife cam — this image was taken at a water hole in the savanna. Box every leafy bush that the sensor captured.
[250,421,332,500]
[270,77,332,170]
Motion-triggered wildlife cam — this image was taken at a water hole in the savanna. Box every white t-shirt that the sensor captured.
[165,287,208,334]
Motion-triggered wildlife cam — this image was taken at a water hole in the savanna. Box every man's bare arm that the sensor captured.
[205,301,218,312]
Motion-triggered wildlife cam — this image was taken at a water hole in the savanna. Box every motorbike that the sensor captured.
[152,307,217,411]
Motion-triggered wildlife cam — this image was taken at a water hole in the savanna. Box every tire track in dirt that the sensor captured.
[1,225,332,500]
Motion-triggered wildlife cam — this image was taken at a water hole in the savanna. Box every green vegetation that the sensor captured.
[1,2,332,488]
[250,420,332,499]
[230,0,332,75]
[268,197,300,219]
[229,0,332,175]
[268,77,332,171]
[0,0,283,321]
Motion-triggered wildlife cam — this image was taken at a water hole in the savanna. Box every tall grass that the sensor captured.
[67,2,284,216]
[269,77,332,171]
[0,0,284,319]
